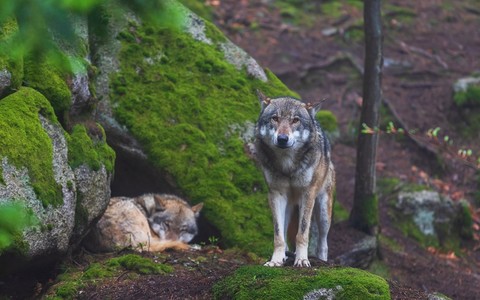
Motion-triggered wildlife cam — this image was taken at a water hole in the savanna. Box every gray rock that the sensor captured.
[453,76,480,93]
[71,164,112,243]
[303,286,343,300]
[0,68,12,95]
[394,190,469,246]
[333,235,377,269]
[220,42,268,81]
[183,11,213,45]
[0,116,76,257]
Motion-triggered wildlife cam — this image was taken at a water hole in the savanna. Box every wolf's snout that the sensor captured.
[276,134,290,148]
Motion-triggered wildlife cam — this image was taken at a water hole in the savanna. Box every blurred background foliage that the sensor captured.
[0,0,185,75]
[0,203,36,253]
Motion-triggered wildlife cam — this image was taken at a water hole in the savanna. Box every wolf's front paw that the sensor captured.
[293,258,311,267]
[264,260,285,267]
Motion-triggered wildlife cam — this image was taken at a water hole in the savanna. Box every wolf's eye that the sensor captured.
[292,117,300,124]
[271,115,279,122]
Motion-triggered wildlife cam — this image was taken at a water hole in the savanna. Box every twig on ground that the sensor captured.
[298,51,364,79]
[398,41,449,70]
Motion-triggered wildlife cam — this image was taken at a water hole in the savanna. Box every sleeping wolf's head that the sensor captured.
[255,90,321,150]
[137,194,203,243]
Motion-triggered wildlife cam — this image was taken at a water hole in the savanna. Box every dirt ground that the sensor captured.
[2,1,480,299]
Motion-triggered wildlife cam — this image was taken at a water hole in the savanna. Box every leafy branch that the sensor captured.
[361,122,480,169]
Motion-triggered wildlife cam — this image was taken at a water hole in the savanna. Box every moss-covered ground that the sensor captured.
[213,265,391,300]
[47,253,173,299]
[110,12,337,256]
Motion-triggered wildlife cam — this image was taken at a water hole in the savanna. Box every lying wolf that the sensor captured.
[86,194,203,252]
[255,91,335,267]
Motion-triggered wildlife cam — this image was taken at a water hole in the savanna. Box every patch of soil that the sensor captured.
[77,248,245,300]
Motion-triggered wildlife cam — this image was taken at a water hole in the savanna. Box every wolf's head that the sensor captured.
[141,194,203,243]
[255,90,321,150]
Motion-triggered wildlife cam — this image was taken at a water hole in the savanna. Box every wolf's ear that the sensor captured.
[306,99,326,119]
[256,89,271,112]
[191,202,204,218]
[152,194,167,212]
[136,194,158,215]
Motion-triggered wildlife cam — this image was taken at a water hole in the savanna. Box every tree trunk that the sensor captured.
[349,0,383,235]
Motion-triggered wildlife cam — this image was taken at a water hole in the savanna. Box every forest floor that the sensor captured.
[2,0,480,299]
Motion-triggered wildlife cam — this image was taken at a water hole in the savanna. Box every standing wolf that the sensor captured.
[255,91,335,267]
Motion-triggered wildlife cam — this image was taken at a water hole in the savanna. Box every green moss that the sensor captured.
[111,15,316,256]
[333,200,349,223]
[213,265,390,300]
[107,254,173,275]
[454,84,480,107]
[23,50,72,121]
[378,234,403,253]
[316,110,338,133]
[274,1,318,26]
[82,262,115,279]
[457,200,473,240]
[377,177,402,198]
[179,0,214,22]
[383,4,416,25]
[367,259,390,280]
[350,194,379,233]
[0,202,35,255]
[54,280,82,299]
[67,124,116,172]
[74,191,89,229]
[0,16,23,92]
[0,87,63,207]
[377,178,426,199]
[204,21,227,44]
[396,217,439,248]
[49,254,172,298]
[343,23,364,43]
[321,0,363,17]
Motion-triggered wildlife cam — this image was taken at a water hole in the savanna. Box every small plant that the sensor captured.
[208,236,219,246]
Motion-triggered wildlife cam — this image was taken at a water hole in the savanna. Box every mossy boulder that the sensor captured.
[213,265,391,300]
[453,75,480,107]
[93,1,338,256]
[0,87,114,272]
[452,75,480,136]
[0,16,23,97]
[393,191,473,250]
